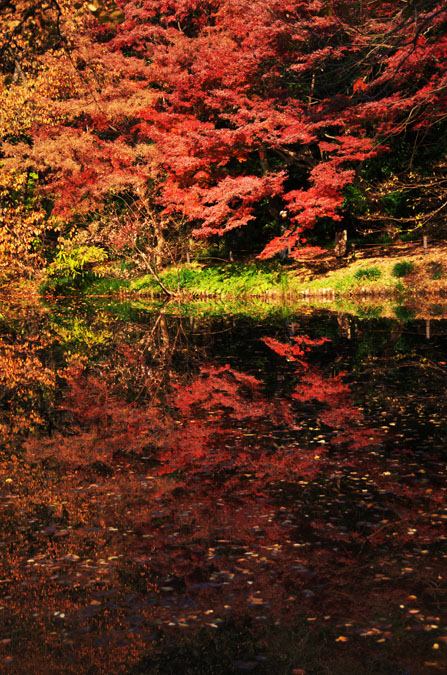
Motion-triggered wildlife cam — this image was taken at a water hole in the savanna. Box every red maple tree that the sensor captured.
[2,1,447,260]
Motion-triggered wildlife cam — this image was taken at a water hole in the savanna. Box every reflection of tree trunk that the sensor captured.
[138,310,181,400]
[337,314,351,339]
[386,324,402,355]
[159,313,170,355]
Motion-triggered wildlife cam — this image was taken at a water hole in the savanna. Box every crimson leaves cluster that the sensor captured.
[2,1,447,256]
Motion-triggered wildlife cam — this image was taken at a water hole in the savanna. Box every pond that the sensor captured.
[0,294,446,674]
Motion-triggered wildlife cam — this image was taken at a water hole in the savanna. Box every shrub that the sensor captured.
[427,261,444,280]
[354,266,382,281]
[48,245,108,280]
[392,260,415,278]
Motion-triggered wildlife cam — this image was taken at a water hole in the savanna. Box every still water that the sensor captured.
[0,294,446,674]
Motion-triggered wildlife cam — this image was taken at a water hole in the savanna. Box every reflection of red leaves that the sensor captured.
[262,336,309,366]
[330,429,375,449]
[6,316,444,675]
[293,372,349,403]
[24,364,171,466]
[172,365,285,422]
[161,364,297,476]
[262,335,329,367]
[263,335,330,365]
[262,336,382,453]
[294,335,330,347]
[320,405,362,427]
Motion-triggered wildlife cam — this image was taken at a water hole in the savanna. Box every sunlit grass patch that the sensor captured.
[128,274,158,293]
[158,261,289,296]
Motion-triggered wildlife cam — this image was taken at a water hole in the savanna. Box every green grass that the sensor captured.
[128,275,158,293]
[291,269,382,296]
[140,261,289,296]
[40,261,288,298]
[40,248,446,302]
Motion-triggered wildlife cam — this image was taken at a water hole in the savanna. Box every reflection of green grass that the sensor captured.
[86,277,130,294]
[394,336,410,352]
[393,304,415,322]
[126,296,301,322]
[429,303,445,317]
[357,304,383,319]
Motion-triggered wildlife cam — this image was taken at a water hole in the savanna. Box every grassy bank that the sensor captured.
[36,242,447,303]
[289,244,447,298]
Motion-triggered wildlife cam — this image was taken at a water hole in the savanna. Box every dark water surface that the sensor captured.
[0,295,446,674]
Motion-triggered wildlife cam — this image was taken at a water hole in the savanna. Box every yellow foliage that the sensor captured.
[0,169,49,272]
[0,338,56,443]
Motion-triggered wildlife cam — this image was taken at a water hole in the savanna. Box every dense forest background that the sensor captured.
[1,0,447,277]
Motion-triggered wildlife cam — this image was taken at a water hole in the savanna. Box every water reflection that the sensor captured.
[0,295,446,673]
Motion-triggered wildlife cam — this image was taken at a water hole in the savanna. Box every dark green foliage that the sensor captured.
[354,267,382,281]
[343,184,368,216]
[392,260,415,278]
[381,191,409,218]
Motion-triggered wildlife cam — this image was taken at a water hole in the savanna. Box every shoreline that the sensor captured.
[2,243,447,310]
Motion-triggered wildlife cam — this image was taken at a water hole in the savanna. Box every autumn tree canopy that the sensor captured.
[1,0,447,267]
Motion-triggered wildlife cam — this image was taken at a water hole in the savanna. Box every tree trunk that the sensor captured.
[334,230,347,257]
[152,218,165,267]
